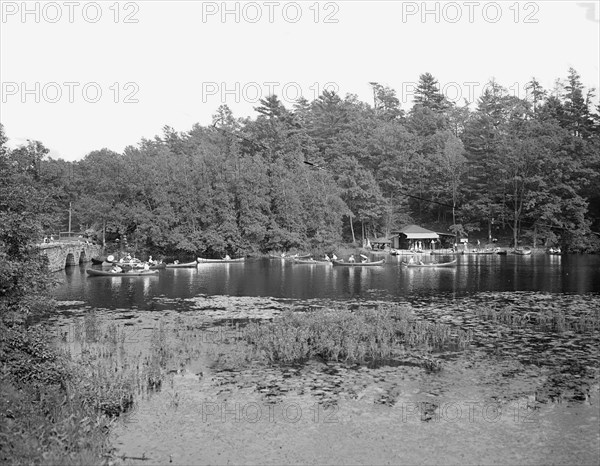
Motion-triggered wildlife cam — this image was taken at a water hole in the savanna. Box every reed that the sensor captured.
[242,305,470,368]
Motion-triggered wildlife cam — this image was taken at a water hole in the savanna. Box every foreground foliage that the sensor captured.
[1,135,127,464]
[0,324,115,465]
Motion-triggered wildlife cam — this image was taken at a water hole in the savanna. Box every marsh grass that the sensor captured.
[242,305,471,370]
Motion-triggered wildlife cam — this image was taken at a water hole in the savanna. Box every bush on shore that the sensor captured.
[0,321,126,465]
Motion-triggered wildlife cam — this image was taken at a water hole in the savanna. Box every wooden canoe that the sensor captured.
[197,257,246,263]
[401,259,457,268]
[86,269,159,277]
[165,261,198,268]
[270,253,312,260]
[513,247,532,255]
[121,262,166,270]
[332,259,385,267]
[294,258,332,265]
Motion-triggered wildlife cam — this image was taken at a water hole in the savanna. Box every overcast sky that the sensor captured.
[1,0,598,161]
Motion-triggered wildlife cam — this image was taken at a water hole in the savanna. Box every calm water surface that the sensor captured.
[53,254,600,308]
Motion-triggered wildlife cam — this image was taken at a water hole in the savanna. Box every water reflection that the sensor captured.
[401,266,459,295]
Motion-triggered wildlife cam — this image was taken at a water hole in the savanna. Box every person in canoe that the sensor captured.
[111,264,123,273]
[224,254,231,260]
[324,254,330,261]
[360,254,368,263]
[348,254,356,263]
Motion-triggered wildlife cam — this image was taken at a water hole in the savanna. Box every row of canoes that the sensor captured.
[86,257,463,276]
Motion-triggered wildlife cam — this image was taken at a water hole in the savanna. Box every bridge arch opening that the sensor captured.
[79,250,87,264]
[65,253,77,267]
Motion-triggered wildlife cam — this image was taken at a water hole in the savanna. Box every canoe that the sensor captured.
[294,258,332,265]
[513,247,532,255]
[102,260,161,269]
[86,269,159,277]
[104,259,143,266]
[272,254,312,260]
[197,257,246,263]
[401,259,457,268]
[332,259,385,267]
[166,261,199,268]
[121,262,166,270]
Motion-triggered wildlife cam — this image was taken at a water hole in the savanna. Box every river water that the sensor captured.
[50,253,600,465]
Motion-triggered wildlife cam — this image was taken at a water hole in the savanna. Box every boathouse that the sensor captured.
[390,225,442,250]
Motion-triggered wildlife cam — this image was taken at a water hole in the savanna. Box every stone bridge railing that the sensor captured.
[38,241,103,272]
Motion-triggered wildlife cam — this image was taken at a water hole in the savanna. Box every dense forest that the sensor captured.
[2,69,600,257]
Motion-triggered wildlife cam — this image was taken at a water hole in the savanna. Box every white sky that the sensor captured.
[1,0,599,161]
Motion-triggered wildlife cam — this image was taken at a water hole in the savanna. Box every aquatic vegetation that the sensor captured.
[242,305,471,369]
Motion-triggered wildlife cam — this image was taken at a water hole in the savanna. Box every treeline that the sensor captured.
[2,68,599,256]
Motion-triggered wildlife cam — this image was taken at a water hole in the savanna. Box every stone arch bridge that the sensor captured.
[38,241,102,272]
